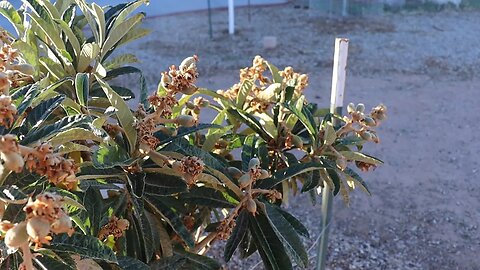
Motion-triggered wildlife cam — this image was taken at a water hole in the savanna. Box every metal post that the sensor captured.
[207,0,213,39]
[316,38,349,270]
[228,0,235,35]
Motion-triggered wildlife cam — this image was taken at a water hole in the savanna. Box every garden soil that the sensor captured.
[118,3,480,269]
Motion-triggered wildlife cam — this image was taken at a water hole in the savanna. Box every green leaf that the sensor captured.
[179,187,235,208]
[227,108,271,140]
[241,135,257,171]
[54,18,81,57]
[96,76,137,153]
[50,233,117,263]
[77,42,100,73]
[236,79,253,108]
[323,121,336,146]
[273,205,310,238]
[147,196,195,248]
[48,127,102,146]
[22,115,91,145]
[154,124,223,145]
[104,54,139,69]
[101,13,145,59]
[343,167,371,195]
[12,84,39,117]
[264,203,308,268]
[126,172,145,198]
[339,151,383,165]
[130,197,155,263]
[0,1,25,35]
[26,95,65,129]
[75,73,89,106]
[93,143,137,169]
[224,209,249,262]
[117,256,150,270]
[266,62,283,83]
[301,169,320,193]
[151,250,222,270]
[283,103,317,141]
[249,213,293,270]
[326,168,341,196]
[162,139,228,172]
[257,162,328,189]
[144,172,188,196]
[83,187,105,235]
[0,186,27,201]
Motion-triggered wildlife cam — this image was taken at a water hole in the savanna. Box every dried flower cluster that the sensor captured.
[134,56,200,153]
[98,216,130,240]
[217,56,309,114]
[0,94,16,128]
[0,192,73,270]
[0,135,79,190]
[172,156,205,186]
[279,66,309,94]
[0,33,34,95]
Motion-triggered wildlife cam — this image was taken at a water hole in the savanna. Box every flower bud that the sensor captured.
[248,158,260,170]
[238,174,252,189]
[258,169,270,180]
[180,85,198,95]
[246,198,257,215]
[175,115,196,127]
[117,219,130,231]
[179,55,198,72]
[226,167,243,179]
[50,212,73,235]
[185,102,195,110]
[0,73,10,93]
[26,217,50,241]
[336,157,347,171]
[356,103,365,113]
[347,103,355,114]
[360,131,372,141]
[291,135,303,148]
[4,222,29,249]
[362,117,376,127]
[1,151,25,173]
[12,64,34,75]
[172,161,182,173]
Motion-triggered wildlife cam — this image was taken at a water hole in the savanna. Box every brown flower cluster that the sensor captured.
[0,135,79,190]
[134,56,200,153]
[98,216,129,241]
[279,66,309,94]
[240,55,269,84]
[0,37,34,95]
[173,156,205,186]
[1,192,73,249]
[0,95,16,128]
[0,192,73,270]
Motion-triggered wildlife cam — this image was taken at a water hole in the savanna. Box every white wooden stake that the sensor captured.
[316,38,349,270]
[228,0,235,35]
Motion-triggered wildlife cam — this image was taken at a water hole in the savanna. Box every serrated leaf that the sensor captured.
[324,121,336,146]
[21,115,91,145]
[224,209,249,262]
[339,151,383,165]
[242,135,257,172]
[179,187,235,208]
[264,203,308,268]
[83,187,105,235]
[249,213,293,270]
[26,95,65,130]
[343,167,371,195]
[117,256,149,270]
[50,233,117,263]
[257,162,328,189]
[75,73,89,106]
[154,124,223,146]
[93,144,137,169]
[96,76,137,153]
[147,196,194,248]
[236,79,253,108]
[49,127,102,146]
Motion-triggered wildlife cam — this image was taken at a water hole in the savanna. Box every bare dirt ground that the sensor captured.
[119,3,480,269]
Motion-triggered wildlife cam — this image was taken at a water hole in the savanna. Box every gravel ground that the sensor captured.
[118,3,480,269]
